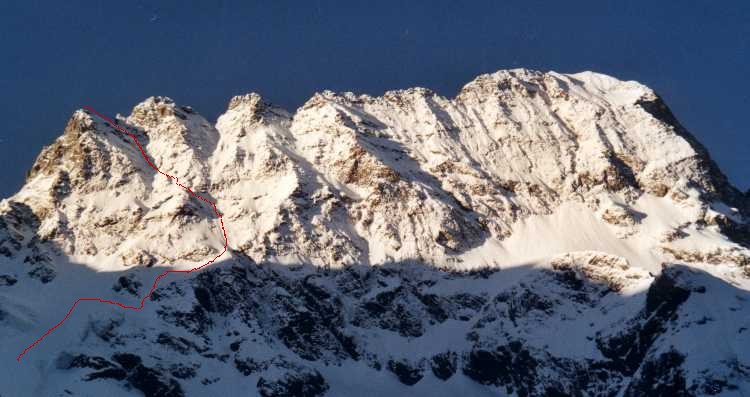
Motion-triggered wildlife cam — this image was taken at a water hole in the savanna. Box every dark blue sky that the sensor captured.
[1,1,747,196]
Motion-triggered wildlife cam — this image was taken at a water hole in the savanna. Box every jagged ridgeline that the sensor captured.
[0,69,748,396]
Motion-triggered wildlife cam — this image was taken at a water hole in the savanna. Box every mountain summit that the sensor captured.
[1,70,748,396]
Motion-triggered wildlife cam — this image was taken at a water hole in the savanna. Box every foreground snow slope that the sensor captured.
[0,69,748,396]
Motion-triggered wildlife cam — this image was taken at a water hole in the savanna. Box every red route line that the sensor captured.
[16,106,229,362]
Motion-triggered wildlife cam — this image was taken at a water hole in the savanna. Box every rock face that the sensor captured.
[0,69,749,396]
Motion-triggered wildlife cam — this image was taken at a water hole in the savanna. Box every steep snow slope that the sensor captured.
[0,69,748,396]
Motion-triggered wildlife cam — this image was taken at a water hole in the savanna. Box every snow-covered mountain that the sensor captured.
[1,69,748,396]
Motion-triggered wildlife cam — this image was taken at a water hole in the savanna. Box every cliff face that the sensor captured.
[0,69,748,396]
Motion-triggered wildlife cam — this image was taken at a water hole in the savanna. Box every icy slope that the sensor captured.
[0,69,748,396]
